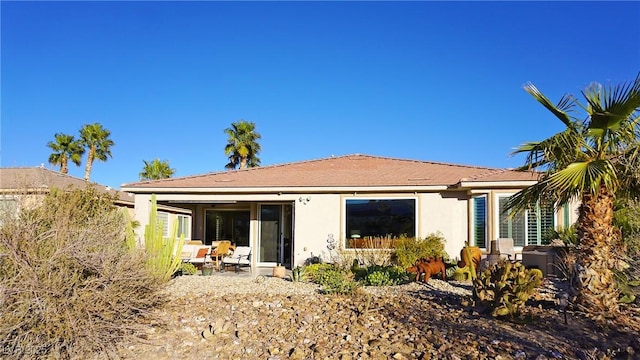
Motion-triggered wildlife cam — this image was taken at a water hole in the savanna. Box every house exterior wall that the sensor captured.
[419,192,469,260]
[292,194,341,267]
[128,188,578,269]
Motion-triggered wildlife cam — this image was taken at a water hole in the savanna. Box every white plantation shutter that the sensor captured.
[473,196,487,248]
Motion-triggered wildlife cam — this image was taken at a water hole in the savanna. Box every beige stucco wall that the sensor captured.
[419,192,469,261]
[129,189,580,269]
[292,194,341,267]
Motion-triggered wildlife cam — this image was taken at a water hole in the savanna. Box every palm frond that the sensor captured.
[547,160,618,196]
[524,83,578,129]
[511,128,587,172]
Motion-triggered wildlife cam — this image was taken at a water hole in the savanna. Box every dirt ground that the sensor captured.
[116,277,640,360]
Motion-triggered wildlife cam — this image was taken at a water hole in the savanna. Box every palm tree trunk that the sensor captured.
[61,157,68,174]
[572,185,620,318]
[84,147,95,181]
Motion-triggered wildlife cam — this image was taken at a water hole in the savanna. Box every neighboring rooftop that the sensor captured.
[122,154,538,190]
[0,166,135,205]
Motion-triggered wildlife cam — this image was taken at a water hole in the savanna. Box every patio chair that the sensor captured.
[210,240,232,271]
[221,246,252,273]
[495,238,521,261]
[188,246,212,266]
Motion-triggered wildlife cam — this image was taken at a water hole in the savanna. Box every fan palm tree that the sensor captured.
[224,120,262,170]
[506,73,640,318]
[46,133,85,174]
[139,159,175,181]
[79,123,115,181]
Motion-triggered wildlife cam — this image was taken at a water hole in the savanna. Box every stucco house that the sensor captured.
[0,166,135,211]
[0,166,189,229]
[121,154,577,270]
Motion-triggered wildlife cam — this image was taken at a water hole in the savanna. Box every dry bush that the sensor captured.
[333,236,397,268]
[0,187,165,359]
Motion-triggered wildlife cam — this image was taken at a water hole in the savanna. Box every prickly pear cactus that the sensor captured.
[473,260,543,318]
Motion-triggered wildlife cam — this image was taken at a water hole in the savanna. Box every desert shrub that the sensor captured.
[0,186,165,359]
[304,263,336,282]
[359,265,408,286]
[178,262,198,275]
[305,263,359,294]
[392,233,448,268]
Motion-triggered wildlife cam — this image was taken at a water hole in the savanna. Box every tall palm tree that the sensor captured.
[506,73,640,319]
[46,133,85,174]
[139,158,175,181]
[224,120,262,170]
[79,123,115,181]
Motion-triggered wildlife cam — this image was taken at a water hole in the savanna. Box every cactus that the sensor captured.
[472,260,543,318]
[451,266,473,282]
[145,194,184,282]
[290,266,306,282]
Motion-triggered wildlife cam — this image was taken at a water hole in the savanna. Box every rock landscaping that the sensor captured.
[116,275,640,360]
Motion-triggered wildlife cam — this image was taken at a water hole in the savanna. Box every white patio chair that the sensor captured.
[495,238,521,261]
[221,246,252,273]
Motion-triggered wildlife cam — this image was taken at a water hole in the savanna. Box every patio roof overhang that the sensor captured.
[120,185,451,194]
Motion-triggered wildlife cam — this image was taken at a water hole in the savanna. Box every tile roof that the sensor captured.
[0,167,135,205]
[122,154,538,190]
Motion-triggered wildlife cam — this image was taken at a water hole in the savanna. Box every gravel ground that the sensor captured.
[115,274,640,360]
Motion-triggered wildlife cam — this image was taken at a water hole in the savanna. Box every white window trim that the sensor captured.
[157,211,169,238]
[471,194,488,249]
[176,214,192,239]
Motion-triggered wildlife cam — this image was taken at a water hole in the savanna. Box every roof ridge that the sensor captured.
[122,154,362,186]
[121,153,515,187]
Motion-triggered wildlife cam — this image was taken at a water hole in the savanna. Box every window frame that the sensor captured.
[471,195,488,249]
[494,193,555,248]
[157,211,169,238]
[343,197,417,249]
[176,214,191,239]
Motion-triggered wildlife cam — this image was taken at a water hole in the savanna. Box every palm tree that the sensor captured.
[79,123,115,181]
[506,73,640,319]
[46,133,85,174]
[139,159,175,181]
[224,120,262,170]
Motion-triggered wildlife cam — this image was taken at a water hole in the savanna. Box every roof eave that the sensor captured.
[120,185,451,194]
[456,180,538,189]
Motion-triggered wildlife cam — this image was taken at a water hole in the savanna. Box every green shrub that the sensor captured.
[357,265,408,286]
[392,233,449,268]
[319,268,359,294]
[0,186,165,359]
[178,262,198,275]
[305,263,359,294]
[304,263,336,282]
[473,260,543,319]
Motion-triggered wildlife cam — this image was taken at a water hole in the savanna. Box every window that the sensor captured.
[157,212,169,238]
[497,195,554,247]
[345,198,416,248]
[0,196,18,226]
[529,201,555,245]
[472,196,487,248]
[176,214,191,239]
[205,210,250,246]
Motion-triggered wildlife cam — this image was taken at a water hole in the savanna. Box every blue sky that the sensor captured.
[2,1,639,189]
